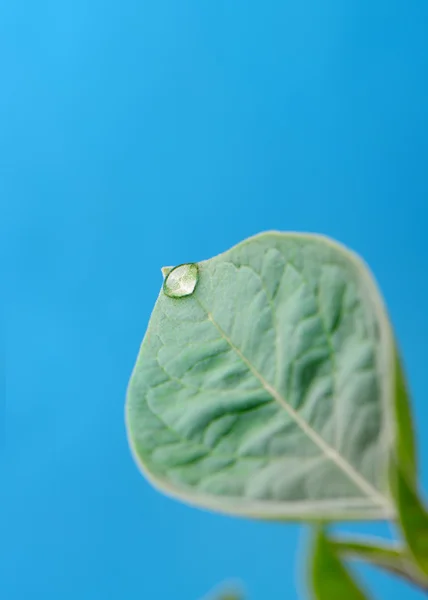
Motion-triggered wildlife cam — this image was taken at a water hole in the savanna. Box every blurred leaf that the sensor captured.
[126,232,403,521]
[310,527,370,600]
[391,460,428,578]
[200,582,244,600]
[332,535,428,590]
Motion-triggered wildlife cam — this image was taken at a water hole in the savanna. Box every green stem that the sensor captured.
[330,524,428,594]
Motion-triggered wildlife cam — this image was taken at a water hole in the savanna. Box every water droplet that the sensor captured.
[163,263,199,298]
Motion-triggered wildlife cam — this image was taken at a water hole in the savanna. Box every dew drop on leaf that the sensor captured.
[163,263,199,298]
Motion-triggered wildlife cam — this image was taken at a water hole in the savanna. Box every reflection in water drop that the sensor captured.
[163,263,199,298]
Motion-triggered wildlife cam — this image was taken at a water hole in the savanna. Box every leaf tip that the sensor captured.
[161,266,174,278]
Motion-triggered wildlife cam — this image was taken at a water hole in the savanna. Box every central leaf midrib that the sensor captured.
[195,299,389,511]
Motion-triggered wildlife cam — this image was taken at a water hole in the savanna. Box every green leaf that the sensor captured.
[310,527,370,600]
[126,231,409,521]
[392,348,417,483]
[391,460,428,577]
[332,535,428,590]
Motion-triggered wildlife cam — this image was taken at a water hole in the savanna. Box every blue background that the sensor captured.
[2,1,428,599]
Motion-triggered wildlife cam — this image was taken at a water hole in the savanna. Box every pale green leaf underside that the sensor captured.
[126,232,404,521]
